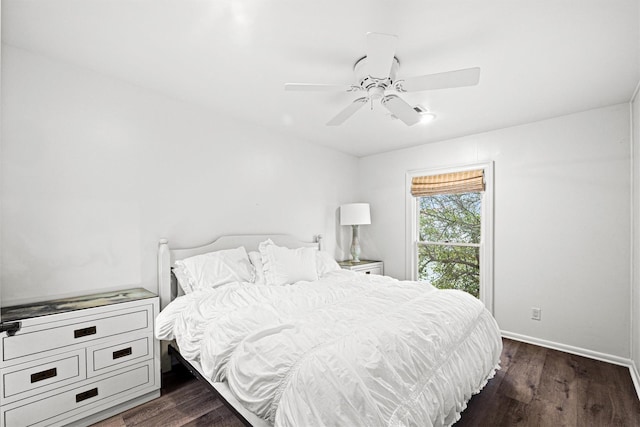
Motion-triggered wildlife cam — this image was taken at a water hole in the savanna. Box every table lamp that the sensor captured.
[340,203,371,262]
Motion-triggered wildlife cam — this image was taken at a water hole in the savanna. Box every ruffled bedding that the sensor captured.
[156,270,502,426]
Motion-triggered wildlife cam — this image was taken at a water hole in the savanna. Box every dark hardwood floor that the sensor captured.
[456,339,640,426]
[93,338,640,426]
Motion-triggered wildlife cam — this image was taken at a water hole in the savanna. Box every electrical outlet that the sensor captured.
[531,307,541,321]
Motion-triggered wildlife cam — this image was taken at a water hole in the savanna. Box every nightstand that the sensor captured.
[0,288,160,427]
[338,260,384,275]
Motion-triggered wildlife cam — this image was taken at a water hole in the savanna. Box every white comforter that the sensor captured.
[156,270,502,427]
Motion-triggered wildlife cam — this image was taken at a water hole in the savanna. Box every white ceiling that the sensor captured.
[2,0,639,157]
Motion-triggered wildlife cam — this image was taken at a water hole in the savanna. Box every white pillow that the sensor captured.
[172,263,196,294]
[248,251,266,285]
[174,246,254,291]
[259,239,318,286]
[316,251,341,277]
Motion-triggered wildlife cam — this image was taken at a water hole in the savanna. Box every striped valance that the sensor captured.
[411,169,485,196]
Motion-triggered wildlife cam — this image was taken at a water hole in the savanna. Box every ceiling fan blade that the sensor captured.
[326,97,368,126]
[285,83,353,92]
[365,32,398,79]
[401,67,481,92]
[381,95,421,126]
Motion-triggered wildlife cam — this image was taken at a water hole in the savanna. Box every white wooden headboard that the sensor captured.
[157,234,323,311]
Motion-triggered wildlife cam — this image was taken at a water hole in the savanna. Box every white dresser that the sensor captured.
[0,288,160,427]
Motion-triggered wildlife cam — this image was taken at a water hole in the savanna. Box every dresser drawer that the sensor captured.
[2,350,85,401]
[87,335,151,376]
[362,266,383,275]
[3,362,152,427]
[3,307,151,361]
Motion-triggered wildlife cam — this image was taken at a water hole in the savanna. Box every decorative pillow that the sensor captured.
[172,263,196,294]
[175,246,254,291]
[259,239,319,286]
[316,251,341,277]
[248,251,266,285]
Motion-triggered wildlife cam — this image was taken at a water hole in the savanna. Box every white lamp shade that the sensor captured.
[340,203,371,225]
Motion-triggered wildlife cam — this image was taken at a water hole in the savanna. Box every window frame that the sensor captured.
[405,161,494,314]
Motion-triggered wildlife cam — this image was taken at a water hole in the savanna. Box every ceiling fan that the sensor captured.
[285,32,480,126]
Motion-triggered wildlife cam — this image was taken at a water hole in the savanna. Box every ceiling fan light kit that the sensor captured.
[285,32,480,127]
[389,105,436,124]
[419,112,437,123]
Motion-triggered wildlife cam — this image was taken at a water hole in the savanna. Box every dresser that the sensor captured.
[0,288,160,427]
[338,260,384,275]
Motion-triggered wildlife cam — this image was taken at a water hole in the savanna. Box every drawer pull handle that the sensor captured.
[113,347,133,359]
[76,387,98,403]
[30,367,57,383]
[74,326,97,339]
[365,271,371,274]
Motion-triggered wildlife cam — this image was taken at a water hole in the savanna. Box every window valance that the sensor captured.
[411,169,485,196]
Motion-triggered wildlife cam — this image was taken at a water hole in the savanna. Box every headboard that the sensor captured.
[157,234,323,311]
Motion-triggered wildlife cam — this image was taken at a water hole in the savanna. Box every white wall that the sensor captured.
[359,104,631,359]
[0,45,358,305]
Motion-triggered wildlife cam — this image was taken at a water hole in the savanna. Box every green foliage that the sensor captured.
[418,193,481,297]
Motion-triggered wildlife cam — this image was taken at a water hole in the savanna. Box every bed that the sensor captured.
[155,234,502,427]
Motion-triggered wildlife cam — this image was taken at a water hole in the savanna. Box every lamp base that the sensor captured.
[350,224,361,262]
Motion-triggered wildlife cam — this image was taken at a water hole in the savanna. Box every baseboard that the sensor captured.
[501,330,632,367]
[630,360,640,401]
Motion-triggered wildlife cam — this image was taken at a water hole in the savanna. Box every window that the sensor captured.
[406,163,494,312]
[417,192,481,297]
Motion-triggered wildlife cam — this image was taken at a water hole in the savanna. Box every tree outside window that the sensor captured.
[417,192,481,297]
